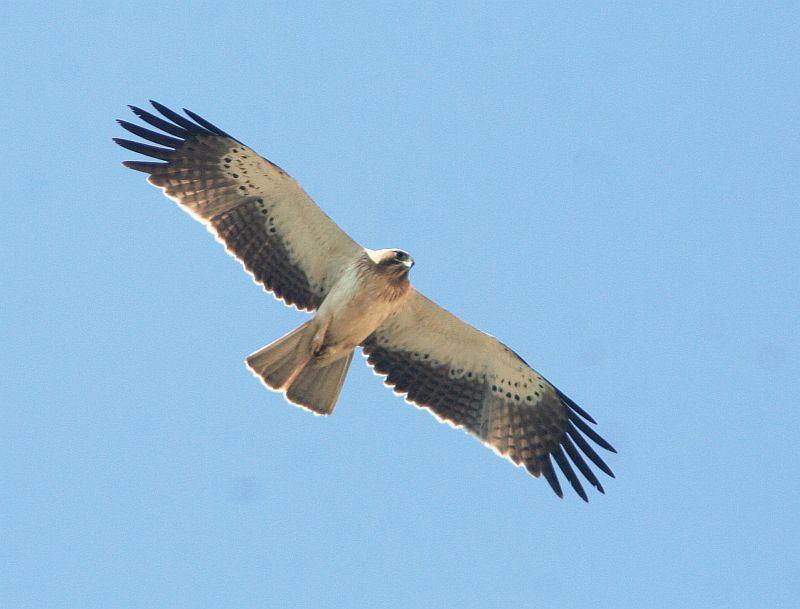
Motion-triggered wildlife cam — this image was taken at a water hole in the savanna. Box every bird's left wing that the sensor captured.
[115,101,362,311]
[362,290,616,500]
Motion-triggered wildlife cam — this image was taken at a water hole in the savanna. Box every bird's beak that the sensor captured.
[404,257,415,269]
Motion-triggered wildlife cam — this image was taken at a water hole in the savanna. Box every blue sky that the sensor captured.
[2,2,799,608]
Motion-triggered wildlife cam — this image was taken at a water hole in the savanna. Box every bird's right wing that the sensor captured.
[362,290,616,500]
[115,101,362,311]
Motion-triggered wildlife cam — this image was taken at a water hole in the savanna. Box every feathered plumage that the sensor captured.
[115,101,616,500]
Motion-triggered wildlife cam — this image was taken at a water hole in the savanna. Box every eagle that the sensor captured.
[115,101,616,500]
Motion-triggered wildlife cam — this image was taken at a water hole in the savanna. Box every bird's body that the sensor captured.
[313,249,413,361]
[245,249,414,413]
[115,101,617,500]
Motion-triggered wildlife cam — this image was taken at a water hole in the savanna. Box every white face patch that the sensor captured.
[364,248,404,264]
[364,248,384,264]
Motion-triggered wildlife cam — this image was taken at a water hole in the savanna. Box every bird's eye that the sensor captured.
[395,251,407,260]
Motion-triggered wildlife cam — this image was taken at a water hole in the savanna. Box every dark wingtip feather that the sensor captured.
[552,445,588,501]
[117,119,183,148]
[561,434,605,493]
[121,160,167,173]
[540,458,564,498]
[129,104,189,139]
[150,100,205,133]
[566,422,615,478]
[182,107,231,137]
[568,410,617,453]
[113,138,173,161]
[557,390,597,424]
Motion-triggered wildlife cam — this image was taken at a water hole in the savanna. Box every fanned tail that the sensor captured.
[285,351,354,415]
[245,322,353,415]
[246,322,314,391]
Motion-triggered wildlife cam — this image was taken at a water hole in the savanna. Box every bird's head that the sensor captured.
[370,248,415,278]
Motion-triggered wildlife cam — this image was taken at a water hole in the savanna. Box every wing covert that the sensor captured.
[115,101,362,311]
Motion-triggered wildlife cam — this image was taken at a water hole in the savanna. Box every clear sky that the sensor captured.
[2,2,799,608]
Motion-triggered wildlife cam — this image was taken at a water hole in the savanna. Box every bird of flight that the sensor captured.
[115,101,616,500]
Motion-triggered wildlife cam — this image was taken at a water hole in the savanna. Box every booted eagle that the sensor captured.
[115,101,616,500]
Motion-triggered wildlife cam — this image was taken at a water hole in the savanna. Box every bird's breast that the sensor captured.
[315,260,410,352]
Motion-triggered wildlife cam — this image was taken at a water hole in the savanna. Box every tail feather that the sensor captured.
[245,321,354,415]
[285,351,354,415]
[245,322,313,391]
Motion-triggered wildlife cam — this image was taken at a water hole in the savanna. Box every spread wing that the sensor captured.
[115,101,362,311]
[362,290,616,500]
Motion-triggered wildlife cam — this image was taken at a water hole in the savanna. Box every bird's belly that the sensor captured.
[323,297,396,351]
